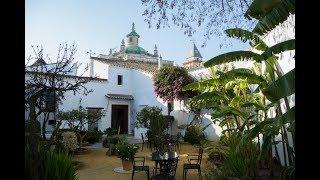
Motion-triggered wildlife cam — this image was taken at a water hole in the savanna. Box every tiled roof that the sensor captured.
[25,71,108,82]
[106,94,134,100]
[91,56,173,74]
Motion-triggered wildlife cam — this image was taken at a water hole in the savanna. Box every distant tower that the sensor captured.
[126,22,140,46]
[154,44,158,57]
[183,43,203,69]
[120,39,125,52]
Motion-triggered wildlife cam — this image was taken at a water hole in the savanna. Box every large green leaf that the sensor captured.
[262,68,295,102]
[241,102,266,111]
[276,106,295,125]
[223,68,268,88]
[245,0,282,20]
[246,118,275,140]
[183,78,219,91]
[225,28,268,51]
[253,0,295,35]
[204,51,264,67]
[265,55,278,82]
[262,39,295,59]
[192,91,229,102]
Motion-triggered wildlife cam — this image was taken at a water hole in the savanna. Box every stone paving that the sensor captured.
[74,141,208,180]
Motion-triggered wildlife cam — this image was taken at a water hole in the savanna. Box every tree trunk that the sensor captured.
[42,112,50,140]
[28,97,40,180]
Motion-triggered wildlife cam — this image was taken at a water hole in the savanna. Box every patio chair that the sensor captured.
[151,157,179,180]
[182,148,203,180]
[131,156,150,180]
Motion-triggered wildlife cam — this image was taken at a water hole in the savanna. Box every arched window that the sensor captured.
[129,37,132,42]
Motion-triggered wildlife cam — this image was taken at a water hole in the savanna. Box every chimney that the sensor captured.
[158,55,162,69]
[89,58,94,77]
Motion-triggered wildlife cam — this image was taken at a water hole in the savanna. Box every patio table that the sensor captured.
[151,151,178,175]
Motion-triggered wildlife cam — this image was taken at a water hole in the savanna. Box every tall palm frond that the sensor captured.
[204,51,264,67]
[262,39,295,59]
[244,0,282,20]
[225,28,268,51]
[222,68,268,88]
[262,68,295,102]
[183,78,219,91]
[253,0,295,35]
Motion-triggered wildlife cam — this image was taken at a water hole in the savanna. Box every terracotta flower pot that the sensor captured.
[122,159,132,171]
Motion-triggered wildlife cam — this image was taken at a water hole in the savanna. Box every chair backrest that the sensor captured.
[141,133,145,142]
[198,148,204,165]
[133,157,145,167]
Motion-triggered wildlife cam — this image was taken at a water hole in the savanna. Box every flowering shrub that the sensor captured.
[61,131,78,152]
[153,66,195,102]
[115,142,139,161]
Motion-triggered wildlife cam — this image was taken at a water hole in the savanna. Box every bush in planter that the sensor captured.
[183,124,206,145]
[104,127,118,136]
[115,142,139,171]
[103,135,127,156]
[115,142,139,161]
[84,130,103,144]
[102,134,127,148]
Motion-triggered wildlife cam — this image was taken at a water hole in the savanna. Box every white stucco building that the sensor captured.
[26,18,294,149]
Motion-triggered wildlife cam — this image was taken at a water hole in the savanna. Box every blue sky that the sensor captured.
[26,0,249,69]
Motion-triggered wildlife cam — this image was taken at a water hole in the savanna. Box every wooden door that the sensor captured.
[111,105,128,134]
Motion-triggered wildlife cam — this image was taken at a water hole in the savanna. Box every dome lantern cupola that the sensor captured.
[126,22,140,46]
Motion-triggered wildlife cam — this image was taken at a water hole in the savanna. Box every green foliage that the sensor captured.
[40,149,78,180]
[204,51,263,67]
[84,130,103,144]
[262,68,295,102]
[136,106,174,151]
[115,142,139,161]
[104,127,118,136]
[253,0,295,35]
[205,133,259,179]
[262,39,295,59]
[25,120,41,133]
[102,134,127,148]
[61,131,78,152]
[225,28,268,51]
[136,106,169,136]
[183,124,206,145]
[25,144,77,180]
[245,0,282,20]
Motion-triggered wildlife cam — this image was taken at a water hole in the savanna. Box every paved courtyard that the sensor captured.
[74,142,209,180]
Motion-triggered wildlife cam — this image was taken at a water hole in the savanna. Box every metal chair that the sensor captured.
[131,156,149,180]
[183,148,203,180]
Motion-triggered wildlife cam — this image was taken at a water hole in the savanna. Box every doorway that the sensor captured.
[111,105,128,134]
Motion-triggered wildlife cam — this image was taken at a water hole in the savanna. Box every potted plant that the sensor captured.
[115,142,139,171]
